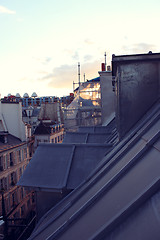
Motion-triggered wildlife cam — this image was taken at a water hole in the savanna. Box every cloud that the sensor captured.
[83,54,93,62]
[47,64,77,89]
[72,51,79,61]
[81,60,102,80]
[84,39,94,45]
[41,73,54,81]
[122,43,157,54]
[32,56,52,65]
[47,60,101,89]
[0,5,16,14]
[64,49,75,55]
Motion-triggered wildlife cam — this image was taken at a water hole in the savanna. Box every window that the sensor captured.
[21,188,24,199]
[4,177,8,190]
[5,154,9,169]
[19,168,22,177]
[0,177,7,191]
[27,199,30,208]
[32,192,35,203]
[10,152,14,166]
[11,172,16,186]
[5,196,9,212]
[0,156,3,171]
[17,150,21,162]
[18,150,21,162]
[0,178,4,190]
[21,205,25,216]
[23,148,27,159]
[12,193,15,206]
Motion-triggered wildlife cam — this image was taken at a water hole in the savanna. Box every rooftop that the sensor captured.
[18,52,160,240]
[0,133,22,152]
[29,98,160,240]
[18,142,112,191]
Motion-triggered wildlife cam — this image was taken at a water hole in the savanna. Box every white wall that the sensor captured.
[0,102,27,141]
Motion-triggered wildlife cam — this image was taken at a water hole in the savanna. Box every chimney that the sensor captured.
[0,132,8,143]
[112,52,160,139]
[101,63,106,71]
[99,67,115,126]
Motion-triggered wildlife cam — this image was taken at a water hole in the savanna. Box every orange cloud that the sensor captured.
[47,60,102,89]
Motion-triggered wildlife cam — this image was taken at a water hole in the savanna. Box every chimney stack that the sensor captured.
[112,52,160,139]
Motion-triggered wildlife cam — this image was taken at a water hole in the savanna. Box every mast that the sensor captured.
[78,62,80,89]
[104,52,107,71]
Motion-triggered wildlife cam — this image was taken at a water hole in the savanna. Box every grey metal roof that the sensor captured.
[78,118,115,134]
[63,132,114,144]
[18,143,112,191]
[0,134,22,151]
[38,102,64,122]
[29,100,160,240]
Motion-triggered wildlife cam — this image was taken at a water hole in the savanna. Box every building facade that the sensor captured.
[0,138,35,232]
[0,101,35,239]
[34,122,64,148]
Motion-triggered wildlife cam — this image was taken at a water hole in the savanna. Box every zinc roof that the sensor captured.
[18,143,112,191]
[29,100,160,240]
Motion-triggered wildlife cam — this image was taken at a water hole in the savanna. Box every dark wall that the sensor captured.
[36,190,70,221]
[112,53,160,139]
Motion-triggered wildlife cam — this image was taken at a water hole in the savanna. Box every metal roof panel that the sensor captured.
[63,132,113,144]
[28,101,160,240]
[18,144,74,189]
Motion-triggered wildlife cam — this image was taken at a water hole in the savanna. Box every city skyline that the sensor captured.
[1,0,160,97]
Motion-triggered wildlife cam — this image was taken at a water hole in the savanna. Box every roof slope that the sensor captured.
[34,121,52,135]
[29,100,160,240]
[63,118,117,144]
[78,117,116,133]
[63,132,112,144]
[18,143,112,191]
[38,102,63,122]
[0,134,22,151]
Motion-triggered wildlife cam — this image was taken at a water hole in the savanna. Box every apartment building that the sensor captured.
[34,122,64,148]
[34,102,65,149]
[0,101,35,239]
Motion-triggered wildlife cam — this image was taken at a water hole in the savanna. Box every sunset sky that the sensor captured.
[1,0,160,98]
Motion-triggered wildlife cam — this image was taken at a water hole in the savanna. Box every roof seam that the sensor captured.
[46,133,157,239]
[63,145,76,189]
[85,133,89,143]
[91,177,160,240]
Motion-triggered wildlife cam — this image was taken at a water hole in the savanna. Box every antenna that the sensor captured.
[84,73,85,82]
[78,62,80,89]
[104,52,107,71]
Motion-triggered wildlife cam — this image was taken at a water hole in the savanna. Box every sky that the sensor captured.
[0,0,160,98]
